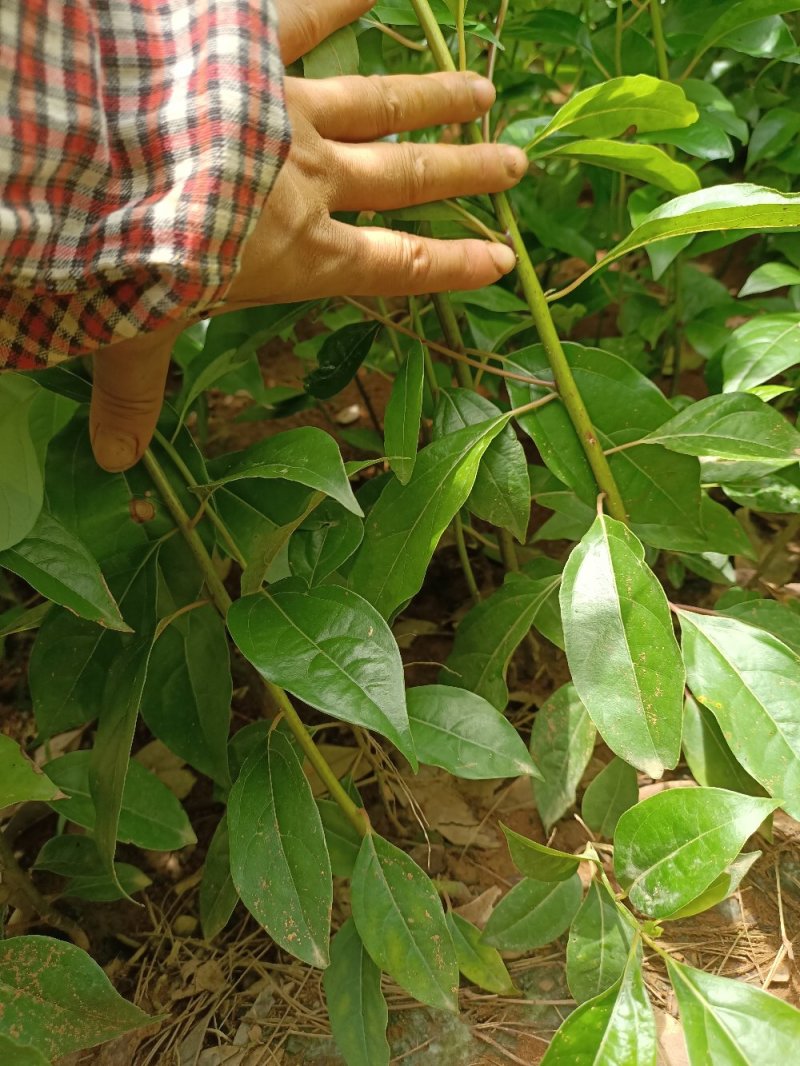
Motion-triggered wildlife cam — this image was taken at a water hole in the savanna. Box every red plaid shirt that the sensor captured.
[0,0,290,369]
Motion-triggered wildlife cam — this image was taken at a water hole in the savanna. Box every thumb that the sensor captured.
[89,323,181,472]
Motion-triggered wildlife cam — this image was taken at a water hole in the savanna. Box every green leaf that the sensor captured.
[433,389,531,543]
[446,912,516,995]
[351,833,458,1013]
[228,729,332,968]
[542,950,655,1066]
[45,750,196,851]
[721,598,800,656]
[0,935,153,1057]
[560,515,684,778]
[348,417,508,619]
[502,824,584,882]
[689,1,800,67]
[228,583,415,765]
[384,342,425,485]
[739,261,800,297]
[614,787,778,919]
[407,685,540,780]
[721,314,800,393]
[532,75,698,146]
[35,836,150,902]
[662,851,761,921]
[318,798,362,878]
[443,570,561,709]
[289,500,364,585]
[721,466,800,513]
[304,322,380,398]
[679,610,800,818]
[555,186,800,299]
[0,1035,49,1065]
[566,880,640,1004]
[0,376,43,551]
[682,694,765,796]
[0,735,59,809]
[0,600,50,639]
[581,759,639,840]
[323,919,390,1066]
[508,345,704,547]
[0,511,129,631]
[543,139,701,195]
[200,815,239,940]
[482,875,582,952]
[303,24,360,79]
[667,956,800,1063]
[173,345,253,431]
[530,683,596,833]
[206,427,363,516]
[142,604,232,786]
[641,393,800,463]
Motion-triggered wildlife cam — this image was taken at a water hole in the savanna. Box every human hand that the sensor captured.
[90,0,527,473]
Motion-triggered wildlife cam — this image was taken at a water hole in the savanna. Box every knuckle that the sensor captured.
[372,78,404,131]
[400,233,434,284]
[398,143,430,198]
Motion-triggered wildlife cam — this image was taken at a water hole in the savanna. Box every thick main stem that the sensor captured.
[649,0,670,82]
[410,0,628,524]
[142,449,368,837]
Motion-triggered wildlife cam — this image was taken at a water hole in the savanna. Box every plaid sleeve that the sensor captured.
[0,0,290,369]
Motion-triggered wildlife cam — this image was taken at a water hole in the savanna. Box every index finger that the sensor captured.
[277,0,375,65]
[299,72,497,142]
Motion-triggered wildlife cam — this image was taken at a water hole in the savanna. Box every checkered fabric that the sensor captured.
[0,0,290,369]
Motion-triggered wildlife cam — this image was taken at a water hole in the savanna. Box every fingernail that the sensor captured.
[500,145,528,180]
[469,76,496,111]
[92,426,139,472]
[489,244,517,275]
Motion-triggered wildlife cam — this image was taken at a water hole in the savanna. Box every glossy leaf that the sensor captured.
[0,735,59,809]
[384,342,425,485]
[206,427,362,516]
[690,1,800,65]
[555,186,800,299]
[721,598,800,656]
[663,851,760,922]
[614,787,778,918]
[667,957,800,1063]
[228,583,415,765]
[531,683,596,832]
[0,376,43,551]
[502,825,584,882]
[407,685,540,780]
[544,139,700,195]
[348,417,508,619]
[433,389,531,543]
[566,879,639,1004]
[581,758,639,840]
[0,511,128,631]
[560,515,684,778]
[508,344,704,547]
[679,610,800,818]
[303,24,360,79]
[443,570,561,709]
[532,75,697,146]
[323,919,390,1066]
[304,322,381,398]
[446,912,516,995]
[199,815,239,940]
[482,875,582,952]
[142,604,232,786]
[542,951,655,1066]
[739,261,800,297]
[721,314,800,393]
[35,835,150,902]
[318,798,362,878]
[351,833,458,1012]
[682,694,764,797]
[642,393,800,463]
[45,751,196,851]
[0,935,152,1057]
[289,500,364,585]
[228,729,332,968]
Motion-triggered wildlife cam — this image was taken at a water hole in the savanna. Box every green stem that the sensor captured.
[409,0,628,523]
[142,449,368,837]
[614,0,625,76]
[454,512,481,604]
[431,293,472,388]
[377,298,405,369]
[456,0,467,71]
[649,0,670,82]
[497,529,520,572]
